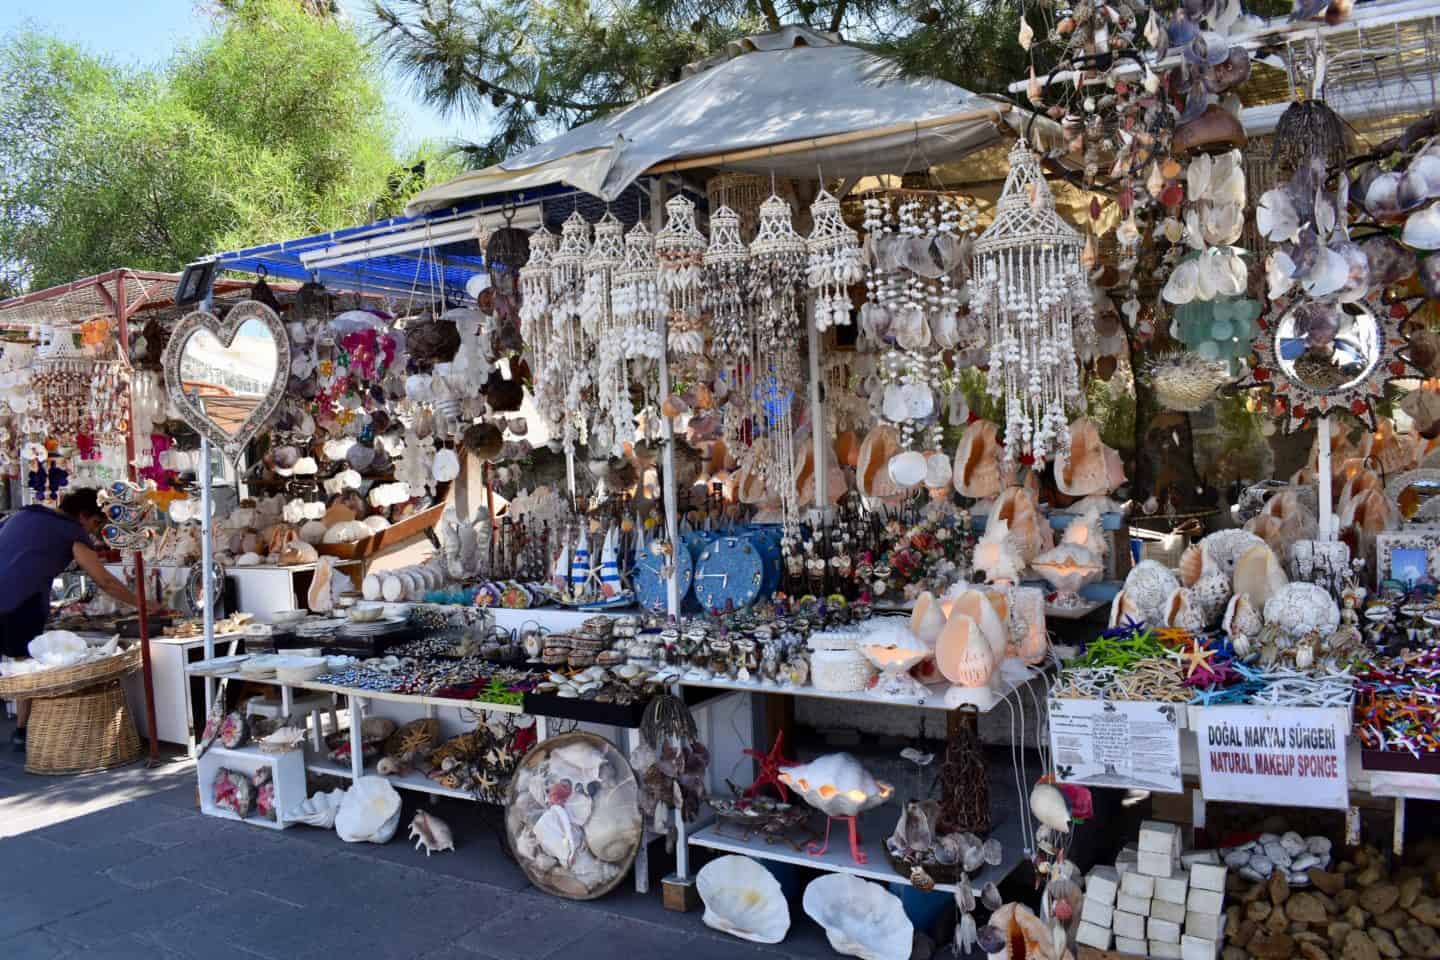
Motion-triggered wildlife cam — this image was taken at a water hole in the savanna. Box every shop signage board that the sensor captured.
[1049,698,1183,794]
[1193,705,1349,809]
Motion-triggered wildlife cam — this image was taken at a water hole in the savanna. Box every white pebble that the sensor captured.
[1291,854,1320,871]
[1306,836,1332,856]
[1250,856,1275,877]
[1224,850,1251,869]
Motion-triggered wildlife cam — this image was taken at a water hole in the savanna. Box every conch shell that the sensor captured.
[1231,543,1288,612]
[408,810,455,857]
[936,613,997,688]
[1060,507,1106,559]
[1055,418,1119,497]
[1245,490,1317,551]
[910,591,946,647]
[1362,417,1418,475]
[953,420,1003,499]
[1338,468,1383,508]
[988,486,1051,564]
[1162,587,1205,633]
[857,426,902,499]
[1222,592,1262,642]
[1339,487,1397,560]
[949,588,1009,662]
[984,902,1059,960]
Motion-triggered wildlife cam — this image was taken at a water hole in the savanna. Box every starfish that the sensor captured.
[742,731,799,802]
[1174,639,1218,681]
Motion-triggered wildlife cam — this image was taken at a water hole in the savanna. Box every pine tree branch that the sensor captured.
[828,0,848,33]
[757,0,782,30]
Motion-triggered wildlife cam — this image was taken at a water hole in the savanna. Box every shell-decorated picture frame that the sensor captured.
[1374,530,1440,586]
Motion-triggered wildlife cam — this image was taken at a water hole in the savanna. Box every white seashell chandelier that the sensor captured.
[971,139,1094,466]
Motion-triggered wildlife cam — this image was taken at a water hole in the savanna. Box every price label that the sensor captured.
[1049,698,1183,794]
[1194,705,1349,809]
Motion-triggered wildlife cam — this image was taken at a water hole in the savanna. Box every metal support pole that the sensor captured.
[115,274,160,764]
[200,431,216,709]
[806,293,828,509]
[1317,415,1333,541]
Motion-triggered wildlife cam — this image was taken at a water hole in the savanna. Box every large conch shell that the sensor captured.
[949,588,1009,662]
[408,810,455,857]
[1117,560,1179,625]
[973,519,1023,584]
[857,426,902,499]
[802,874,913,960]
[1060,507,1107,560]
[796,430,846,506]
[1162,587,1205,633]
[1055,418,1119,497]
[1245,490,1317,552]
[1338,468,1383,509]
[989,486,1051,564]
[697,855,790,944]
[1361,417,1419,475]
[983,902,1058,960]
[937,613,998,687]
[1231,543,1288,612]
[910,591,947,647]
[1339,486,1397,560]
[307,556,337,613]
[953,420,1003,499]
[1222,593,1262,642]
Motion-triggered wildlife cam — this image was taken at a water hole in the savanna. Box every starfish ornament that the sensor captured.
[742,731,799,802]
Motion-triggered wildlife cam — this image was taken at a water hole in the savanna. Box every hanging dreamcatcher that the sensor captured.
[655,195,707,355]
[971,139,1094,466]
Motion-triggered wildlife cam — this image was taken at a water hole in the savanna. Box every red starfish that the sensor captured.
[742,731,799,802]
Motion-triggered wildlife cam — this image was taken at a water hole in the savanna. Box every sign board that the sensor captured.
[1049,698,1183,794]
[1193,705,1349,809]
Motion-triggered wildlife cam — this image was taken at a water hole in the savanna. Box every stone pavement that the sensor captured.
[0,716,898,960]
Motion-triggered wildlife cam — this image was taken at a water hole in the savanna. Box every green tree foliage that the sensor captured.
[0,0,448,292]
[369,0,1030,167]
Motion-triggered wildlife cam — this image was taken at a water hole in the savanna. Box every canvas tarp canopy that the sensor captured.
[406,26,1016,212]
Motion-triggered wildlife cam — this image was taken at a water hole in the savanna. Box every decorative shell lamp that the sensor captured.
[859,621,931,701]
[936,613,998,688]
[779,753,894,818]
[1031,542,1103,609]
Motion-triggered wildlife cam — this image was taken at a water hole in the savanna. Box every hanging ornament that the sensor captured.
[806,188,862,331]
[615,221,662,362]
[971,140,1095,465]
[584,213,630,457]
[703,205,750,355]
[519,226,556,377]
[655,195,707,355]
[551,211,593,454]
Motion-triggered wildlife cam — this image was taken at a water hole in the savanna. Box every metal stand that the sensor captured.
[199,432,216,713]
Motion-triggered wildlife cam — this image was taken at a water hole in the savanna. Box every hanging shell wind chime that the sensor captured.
[703,205,753,451]
[971,139,1094,465]
[614,221,662,363]
[551,211,593,452]
[519,227,562,428]
[807,189,863,331]
[584,213,630,456]
[655,195,707,356]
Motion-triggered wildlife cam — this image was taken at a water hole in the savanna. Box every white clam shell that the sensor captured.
[887,451,928,489]
[802,874,913,960]
[1403,202,1440,251]
[697,855,791,944]
[778,753,894,817]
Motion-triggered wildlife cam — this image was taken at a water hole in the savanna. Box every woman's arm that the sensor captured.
[72,542,141,608]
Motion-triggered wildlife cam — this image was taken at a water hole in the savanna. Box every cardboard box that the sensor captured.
[1154,871,1190,904]
[1076,921,1113,951]
[1081,896,1115,928]
[1087,865,1121,905]
[1189,862,1228,893]
[1122,871,1157,899]
[1114,910,1147,940]
[1152,897,1187,924]
[1187,888,1224,917]
[1149,916,1182,944]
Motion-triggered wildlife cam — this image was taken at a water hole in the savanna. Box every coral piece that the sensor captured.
[408,810,455,857]
[742,731,799,802]
[802,874,913,960]
[697,855,790,945]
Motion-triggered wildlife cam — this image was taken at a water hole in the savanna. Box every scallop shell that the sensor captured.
[1232,543,1289,612]
[1263,582,1341,640]
[1055,418,1115,497]
[953,420,1003,499]
[802,874,913,960]
[949,588,1009,662]
[697,855,790,944]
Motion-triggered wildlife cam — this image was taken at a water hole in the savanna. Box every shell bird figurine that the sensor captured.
[408,810,455,857]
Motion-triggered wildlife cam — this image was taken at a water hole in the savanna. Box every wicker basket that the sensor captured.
[25,680,141,775]
[0,644,141,699]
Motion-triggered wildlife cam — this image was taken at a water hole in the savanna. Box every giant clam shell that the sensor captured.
[778,753,894,817]
[802,874,913,960]
[697,855,790,944]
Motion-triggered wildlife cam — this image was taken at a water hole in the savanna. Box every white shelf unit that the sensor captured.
[196,742,308,831]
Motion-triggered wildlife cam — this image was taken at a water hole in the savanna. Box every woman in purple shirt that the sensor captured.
[0,488,140,751]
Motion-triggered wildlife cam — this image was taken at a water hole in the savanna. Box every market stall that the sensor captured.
[11,6,1440,959]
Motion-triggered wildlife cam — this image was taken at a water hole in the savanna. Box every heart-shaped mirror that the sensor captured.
[162,300,289,459]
